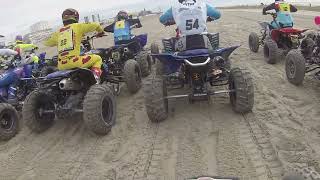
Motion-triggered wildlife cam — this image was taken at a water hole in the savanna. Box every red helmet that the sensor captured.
[117,11,128,21]
[62,8,79,25]
[315,16,320,26]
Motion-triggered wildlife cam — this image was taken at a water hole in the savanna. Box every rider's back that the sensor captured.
[172,0,207,36]
[45,22,103,59]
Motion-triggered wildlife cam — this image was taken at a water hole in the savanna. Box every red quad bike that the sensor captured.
[249,12,307,64]
[285,16,320,85]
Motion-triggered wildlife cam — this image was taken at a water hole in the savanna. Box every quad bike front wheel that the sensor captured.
[83,84,116,135]
[0,103,20,141]
[285,50,306,86]
[264,39,278,64]
[144,76,168,123]
[249,32,260,53]
[136,50,152,77]
[229,68,254,113]
[150,42,160,64]
[23,90,55,133]
[124,59,142,94]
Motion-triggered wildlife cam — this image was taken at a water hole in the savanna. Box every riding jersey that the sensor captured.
[44,22,104,59]
[160,0,221,36]
[263,2,297,28]
[104,18,142,44]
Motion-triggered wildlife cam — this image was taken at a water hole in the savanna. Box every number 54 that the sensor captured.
[186,19,199,30]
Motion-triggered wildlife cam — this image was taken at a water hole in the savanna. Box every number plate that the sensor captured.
[112,51,121,61]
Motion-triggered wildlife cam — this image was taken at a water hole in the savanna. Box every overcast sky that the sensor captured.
[0,0,318,38]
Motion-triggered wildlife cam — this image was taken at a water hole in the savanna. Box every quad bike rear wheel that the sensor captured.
[249,32,260,53]
[150,42,160,64]
[23,90,55,133]
[83,84,116,135]
[136,50,152,77]
[264,38,278,64]
[155,60,165,76]
[0,103,20,141]
[285,50,306,86]
[229,68,254,113]
[144,76,168,123]
[124,59,142,94]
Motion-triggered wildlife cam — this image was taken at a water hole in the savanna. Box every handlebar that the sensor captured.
[265,12,277,18]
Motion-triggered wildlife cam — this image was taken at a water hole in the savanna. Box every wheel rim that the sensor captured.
[147,56,152,73]
[287,59,296,79]
[162,79,168,113]
[135,65,142,84]
[101,96,113,126]
[249,36,254,51]
[264,44,270,58]
[229,77,237,105]
[0,110,14,131]
[36,95,55,122]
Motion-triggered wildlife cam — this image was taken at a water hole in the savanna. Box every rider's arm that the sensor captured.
[104,22,115,33]
[206,4,221,20]
[129,19,142,28]
[290,4,298,12]
[44,32,59,47]
[81,22,104,34]
[263,3,275,15]
[159,8,175,26]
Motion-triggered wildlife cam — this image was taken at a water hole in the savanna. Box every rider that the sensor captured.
[44,8,104,81]
[104,11,142,46]
[159,0,221,51]
[14,35,40,66]
[263,0,298,29]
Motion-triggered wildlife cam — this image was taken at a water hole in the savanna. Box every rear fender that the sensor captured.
[210,45,240,60]
[152,53,185,74]
[46,68,96,86]
[135,34,148,47]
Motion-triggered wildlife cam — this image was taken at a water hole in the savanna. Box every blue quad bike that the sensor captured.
[22,38,116,135]
[81,34,151,95]
[144,33,254,122]
[0,58,38,140]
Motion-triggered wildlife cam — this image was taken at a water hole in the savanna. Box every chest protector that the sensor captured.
[113,20,131,42]
[275,2,294,27]
[172,0,207,36]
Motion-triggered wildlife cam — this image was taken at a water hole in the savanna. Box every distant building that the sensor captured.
[138,9,153,17]
[30,21,50,33]
[25,21,53,44]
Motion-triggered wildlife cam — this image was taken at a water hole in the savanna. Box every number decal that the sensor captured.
[58,28,75,53]
[186,19,193,30]
[185,19,200,30]
[115,20,125,29]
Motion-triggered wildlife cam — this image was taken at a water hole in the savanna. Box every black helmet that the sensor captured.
[62,8,79,26]
[117,11,129,21]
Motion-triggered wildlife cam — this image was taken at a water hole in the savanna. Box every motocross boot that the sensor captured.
[7,85,18,106]
[91,67,102,84]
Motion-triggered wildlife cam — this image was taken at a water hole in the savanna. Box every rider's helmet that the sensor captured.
[15,35,23,44]
[315,16,320,26]
[62,8,79,26]
[117,11,129,21]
